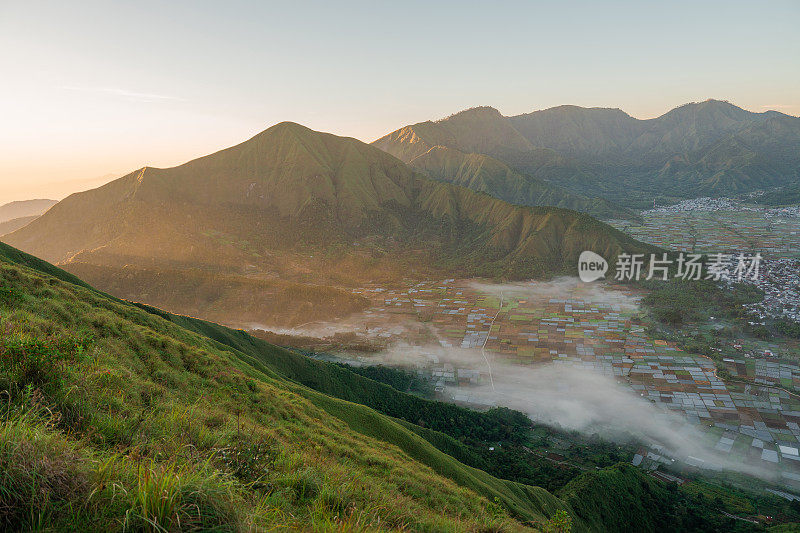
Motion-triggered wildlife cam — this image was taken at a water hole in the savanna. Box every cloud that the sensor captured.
[62,86,184,103]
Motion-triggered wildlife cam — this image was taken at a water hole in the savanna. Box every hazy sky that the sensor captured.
[1,0,798,203]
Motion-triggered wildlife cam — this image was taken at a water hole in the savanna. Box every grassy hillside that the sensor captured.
[0,241,572,531]
[3,241,792,531]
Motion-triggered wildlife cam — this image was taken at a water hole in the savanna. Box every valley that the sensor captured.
[5,3,800,530]
[253,275,800,493]
[607,198,800,258]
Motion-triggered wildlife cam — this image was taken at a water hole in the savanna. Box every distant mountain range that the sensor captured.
[374,100,800,208]
[0,215,39,237]
[0,199,57,237]
[0,198,56,223]
[3,122,651,326]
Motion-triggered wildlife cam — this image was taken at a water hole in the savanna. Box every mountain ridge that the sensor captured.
[374,100,800,207]
[6,122,650,275]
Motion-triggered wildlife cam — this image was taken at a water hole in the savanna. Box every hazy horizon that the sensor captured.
[2,0,799,203]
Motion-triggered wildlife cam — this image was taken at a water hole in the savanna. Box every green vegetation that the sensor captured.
[2,241,797,531]
[0,244,547,531]
[334,362,434,396]
[639,276,800,360]
[754,183,800,206]
[559,464,761,532]
[641,278,761,328]
[777,320,800,339]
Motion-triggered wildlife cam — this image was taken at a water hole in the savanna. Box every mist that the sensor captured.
[342,279,780,481]
[251,278,778,481]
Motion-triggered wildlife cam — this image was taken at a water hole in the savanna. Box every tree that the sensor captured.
[543,510,572,533]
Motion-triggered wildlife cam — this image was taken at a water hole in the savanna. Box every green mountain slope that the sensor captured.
[376,100,800,207]
[408,145,634,219]
[1,241,770,531]
[0,240,565,531]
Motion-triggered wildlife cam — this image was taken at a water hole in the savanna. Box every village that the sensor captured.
[742,257,800,322]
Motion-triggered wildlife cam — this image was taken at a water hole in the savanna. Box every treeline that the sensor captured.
[333,363,434,396]
[641,278,762,327]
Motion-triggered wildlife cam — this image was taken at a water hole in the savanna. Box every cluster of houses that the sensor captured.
[741,258,800,322]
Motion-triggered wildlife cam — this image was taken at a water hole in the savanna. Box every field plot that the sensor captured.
[314,277,800,483]
[608,200,800,257]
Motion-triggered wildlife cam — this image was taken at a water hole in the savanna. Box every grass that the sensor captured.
[4,240,775,531]
[0,252,546,531]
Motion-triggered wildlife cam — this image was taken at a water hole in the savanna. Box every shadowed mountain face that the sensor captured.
[407,145,633,220]
[3,122,651,326]
[374,100,800,208]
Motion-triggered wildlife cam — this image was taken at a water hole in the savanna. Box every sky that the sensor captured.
[1,0,799,203]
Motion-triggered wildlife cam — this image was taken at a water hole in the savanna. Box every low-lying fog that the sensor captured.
[253,277,777,481]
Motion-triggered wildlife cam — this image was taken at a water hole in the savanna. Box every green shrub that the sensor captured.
[0,332,89,393]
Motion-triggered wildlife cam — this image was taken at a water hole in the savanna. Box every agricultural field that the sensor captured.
[278,275,800,489]
[607,199,800,258]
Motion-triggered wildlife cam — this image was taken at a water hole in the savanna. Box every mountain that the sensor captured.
[371,108,630,219]
[4,122,651,326]
[375,100,800,208]
[0,241,772,531]
[406,144,634,220]
[753,180,800,205]
[0,198,56,223]
[0,215,38,236]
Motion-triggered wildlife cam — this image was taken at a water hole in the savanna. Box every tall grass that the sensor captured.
[0,259,536,531]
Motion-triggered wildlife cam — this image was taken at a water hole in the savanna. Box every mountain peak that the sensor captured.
[5,122,647,282]
[438,106,503,123]
[250,120,321,143]
[659,99,752,121]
